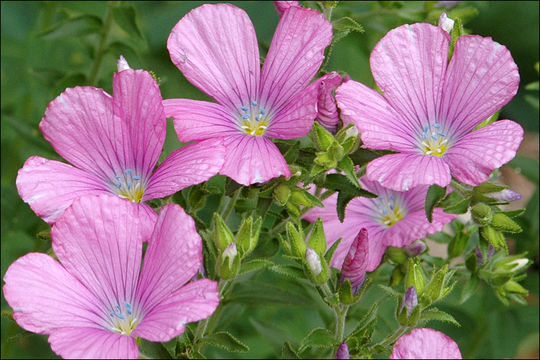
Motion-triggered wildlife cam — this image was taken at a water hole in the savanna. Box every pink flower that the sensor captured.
[303,177,455,271]
[316,72,346,133]
[3,195,219,359]
[336,23,523,191]
[391,328,462,359]
[164,4,332,186]
[273,1,301,17]
[16,57,225,224]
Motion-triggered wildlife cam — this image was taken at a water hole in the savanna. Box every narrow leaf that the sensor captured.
[199,331,249,353]
[299,327,337,352]
[425,184,446,223]
[420,307,461,327]
[239,259,273,275]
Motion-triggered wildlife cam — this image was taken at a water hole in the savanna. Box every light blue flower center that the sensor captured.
[108,301,140,336]
[419,122,450,157]
[238,100,270,136]
[373,194,405,227]
[112,169,144,202]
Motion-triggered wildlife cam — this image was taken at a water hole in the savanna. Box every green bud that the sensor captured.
[213,213,234,252]
[312,121,335,151]
[471,203,493,226]
[290,188,315,207]
[407,305,421,326]
[285,201,301,218]
[405,259,425,296]
[274,184,291,206]
[480,226,506,252]
[314,151,337,169]
[491,213,522,233]
[336,123,360,154]
[327,141,345,162]
[305,247,330,284]
[287,222,306,258]
[424,264,449,303]
[390,266,404,287]
[491,272,512,287]
[307,218,327,256]
[503,280,528,295]
[339,279,356,305]
[494,256,530,273]
[236,216,262,257]
[217,243,240,279]
[386,246,408,264]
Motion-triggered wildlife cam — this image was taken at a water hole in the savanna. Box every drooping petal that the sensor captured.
[3,253,103,334]
[366,153,451,191]
[440,35,519,138]
[136,204,202,314]
[144,139,225,201]
[274,1,300,17]
[16,156,110,224]
[391,328,462,359]
[164,99,239,142]
[167,3,260,110]
[132,279,219,342]
[219,135,291,186]
[336,80,416,151]
[112,69,166,180]
[48,327,138,359]
[316,72,343,133]
[260,6,332,112]
[370,23,449,131]
[444,120,523,186]
[51,195,157,312]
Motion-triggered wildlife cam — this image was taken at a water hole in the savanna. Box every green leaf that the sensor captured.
[199,331,249,353]
[282,341,300,359]
[111,4,144,40]
[225,281,310,306]
[474,110,499,130]
[137,338,172,359]
[459,274,479,304]
[425,184,446,223]
[348,303,379,340]
[377,284,401,299]
[270,264,306,280]
[337,156,361,189]
[500,208,526,218]
[443,196,471,214]
[332,16,365,34]
[420,307,461,327]
[239,259,273,275]
[336,191,354,223]
[39,14,102,39]
[299,327,337,352]
[324,237,342,264]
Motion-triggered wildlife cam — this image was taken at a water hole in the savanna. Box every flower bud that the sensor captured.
[236,216,262,257]
[475,245,495,266]
[117,55,131,71]
[217,242,240,280]
[341,229,369,294]
[398,286,420,326]
[484,189,521,202]
[286,222,306,258]
[424,264,450,303]
[403,241,426,257]
[213,213,234,252]
[312,121,335,151]
[438,12,455,33]
[406,259,425,296]
[491,213,522,233]
[306,248,322,276]
[471,203,493,226]
[274,184,291,206]
[402,286,418,317]
[503,280,528,295]
[307,218,327,256]
[335,342,350,359]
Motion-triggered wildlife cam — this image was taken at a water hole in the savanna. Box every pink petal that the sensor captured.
[48,327,138,359]
[441,35,519,138]
[167,3,260,110]
[336,80,416,151]
[391,328,462,359]
[260,6,332,112]
[16,156,110,224]
[51,195,157,310]
[144,139,225,201]
[341,229,369,291]
[133,279,219,342]
[136,204,202,314]
[366,153,451,191]
[444,120,523,186]
[316,72,343,133]
[370,23,449,132]
[164,99,239,142]
[112,69,166,180]
[274,1,300,17]
[219,135,291,186]
[3,253,103,334]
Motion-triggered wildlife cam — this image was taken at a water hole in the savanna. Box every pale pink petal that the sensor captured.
[220,135,291,186]
[136,204,202,313]
[366,153,451,191]
[3,253,103,334]
[336,80,416,152]
[48,327,138,359]
[444,120,523,186]
[112,69,166,180]
[370,23,449,132]
[440,35,519,138]
[133,279,219,342]
[391,328,462,359]
[51,195,157,311]
[16,156,110,224]
[164,99,238,142]
[144,139,225,201]
[260,6,332,112]
[274,1,300,17]
[167,3,260,110]
[316,72,342,133]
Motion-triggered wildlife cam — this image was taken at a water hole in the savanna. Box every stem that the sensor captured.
[335,305,349,342]
[88,3,114,86]
[373,325,410,349]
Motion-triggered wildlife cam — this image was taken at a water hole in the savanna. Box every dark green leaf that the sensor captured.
[443,196,471,214]
[459,274,479,304]
[420,307,461,327]
[501,208,526,218]
[347,302,379,340]
[111,4,144,40]
[39,15,102,39]
[336,191,354,223]
[332,16,365,34]
[239,259,273,275]
[199,331,249,353]
[337,156,361,188]
[138,338,172,359]
[299,327,337,352]
[425,184,446,223]
[270,264,306,280]
[377,284,401,298]
[324,237,342,264]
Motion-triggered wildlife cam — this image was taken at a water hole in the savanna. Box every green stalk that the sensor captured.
[88,3,114,86]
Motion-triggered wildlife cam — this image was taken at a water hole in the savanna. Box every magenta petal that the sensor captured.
[341,229,369,291]
[16,156,110,224]
[444,120,523,186]
[164,99,238,142]
[370,23,449,130]
[220,135,291,186]
[274,1,300,17]
[136,204,202,313]
[133,279,219,342]
[391,328,462,359]
[441,35,519,137]
[167,4,260,110]
[260,6,332,111]
[51,195,157,308]
[316,72,342,133]
[48,327,138,359]
[112,69,166,179]
[3,253,103,334]
[144,139,225,201]
[366,153,451,191]
[336,80,416,151]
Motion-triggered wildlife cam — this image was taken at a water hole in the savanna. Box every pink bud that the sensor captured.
[340,229,369,294]
[335,342,350,359]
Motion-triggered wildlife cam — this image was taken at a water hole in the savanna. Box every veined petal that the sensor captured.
[441,35,519,138]
[391,328,462,359]
[112,69,166,180]
[366,153,451,191]
[336,80,416,151]
[3,253,103,334]
[48,327,138,359]
[132,279,219,342]
[260,6,332,112]
[16,156,110,224]
[444,120,523,186]
[164,99,238,142]
[136,204,202,314]
[274,1,300,17]
[316,72,342,133]
[219,135,291,186]
[144,139,225,201]
[167,3,260,110]
[370,23,449,131]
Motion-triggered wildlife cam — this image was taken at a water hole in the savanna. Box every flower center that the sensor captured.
[238,100,269,136]
[374,194,405,227]
[419,123,449,157]
[108,301,140,336]
[113,169,144,202]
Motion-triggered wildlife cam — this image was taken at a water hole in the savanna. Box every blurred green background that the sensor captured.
[1,1,538,358]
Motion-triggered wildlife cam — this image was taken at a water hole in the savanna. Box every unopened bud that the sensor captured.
[475,245,495,266]
[471,203,493,226]
[484,189,521,203]
[274,184,291,206]
[402,286,418,317]
[406,259,425,296]
[403,241,426,257]
[306,248,322,276]
[506,258,530,272]
[117,55,131,72]
[335,342,350,359]
[223,243,237,269]
[491,213,522,233]
[438,12,455,33]
[341,229,369,295]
